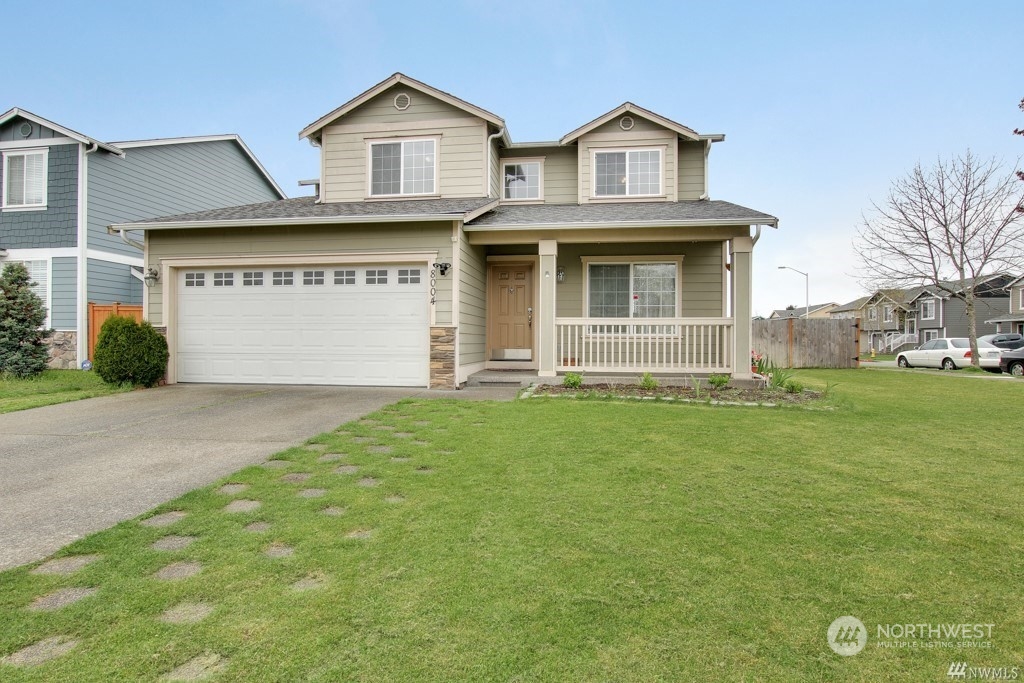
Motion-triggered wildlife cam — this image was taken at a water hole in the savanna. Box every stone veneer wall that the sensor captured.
[46,331,77,369]
[429,326,456,389]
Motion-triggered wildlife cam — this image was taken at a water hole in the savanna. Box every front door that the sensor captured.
[488,264,533,361]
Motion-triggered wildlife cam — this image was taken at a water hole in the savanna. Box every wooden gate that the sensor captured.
[753,318,860,368]
[88,302,143,360]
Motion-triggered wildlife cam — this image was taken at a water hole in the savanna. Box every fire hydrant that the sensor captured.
[870,348,876,360]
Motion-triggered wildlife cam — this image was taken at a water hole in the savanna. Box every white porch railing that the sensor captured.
[885,332,917,352]
[556,317,734,373]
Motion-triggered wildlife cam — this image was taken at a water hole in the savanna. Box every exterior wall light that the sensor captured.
[143,266,160,287]
[433,262,451,276]
[556,266,565,283]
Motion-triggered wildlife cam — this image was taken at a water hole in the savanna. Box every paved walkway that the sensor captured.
[0,383,515,570]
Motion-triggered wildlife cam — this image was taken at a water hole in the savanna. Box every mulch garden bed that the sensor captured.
[529,383,823,405]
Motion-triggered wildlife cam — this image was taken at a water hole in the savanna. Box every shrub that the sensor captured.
[562,371,583,389]
[784,380,804,394]
[0,262,52,378]
[639,372,659,390]
[708,373,730,389]
[92,316,168,387]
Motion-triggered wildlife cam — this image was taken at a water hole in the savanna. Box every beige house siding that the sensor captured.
[677,141,706,199]
[320,86,488,202]
[458,234,487,366]
[555,241,725,317]
[500,145,578,204]
[1011,285,1023,314]
[577,116,677,203]
[145,222,453,325]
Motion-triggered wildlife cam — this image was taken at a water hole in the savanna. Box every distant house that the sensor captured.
[832,276,1011,353]
[0,108,285,368]
[985,275,1024,335]
[768,302,839,319]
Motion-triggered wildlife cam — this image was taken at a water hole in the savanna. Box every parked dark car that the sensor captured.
[979,333,1024,350]
[999,347,1024,376]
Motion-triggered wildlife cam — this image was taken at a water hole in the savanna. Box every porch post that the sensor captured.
[730,236,754,379]
[538,239,558,377]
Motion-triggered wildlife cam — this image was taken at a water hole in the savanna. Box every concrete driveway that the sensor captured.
[0,383,514,570]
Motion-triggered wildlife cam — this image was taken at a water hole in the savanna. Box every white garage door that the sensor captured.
[176,264,429,386]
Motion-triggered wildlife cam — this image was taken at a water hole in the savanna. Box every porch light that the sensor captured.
[143,266,160,287]
[556,266,565,283]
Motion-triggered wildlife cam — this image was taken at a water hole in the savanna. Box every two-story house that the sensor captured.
[0,108,285,368]
[985,275,1024,334]
[111,73,778,388]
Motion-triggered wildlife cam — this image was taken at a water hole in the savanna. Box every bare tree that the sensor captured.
[855,151,1024,365]
[1016,98,1024,182]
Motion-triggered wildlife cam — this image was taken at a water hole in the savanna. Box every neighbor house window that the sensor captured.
[923,329,939,342]
[882,305,893,323]
[587,262,677,319]
[369,138,436,196]
[919,298,936,320]
[8,260,49,327]
[593,149,661,197]
[868,307,877,321]
[2,149,48,209]
[1019,288,1023,310]
[501,159,542,201]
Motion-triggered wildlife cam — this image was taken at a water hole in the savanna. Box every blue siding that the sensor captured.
[87,258,142,305]
[50,257,77,330]
[87,139,282,257]
[0,117,65,142]
[0,144,79,248]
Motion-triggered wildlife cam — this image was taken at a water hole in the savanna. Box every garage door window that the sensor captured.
[272,271,294,286]
[185,273,205,287]
[213,272,234,287]
[303,270,325,286]
[334,269,355,285]
[398,268,421,284]
[366,269,388,285]
[243,271,263,286]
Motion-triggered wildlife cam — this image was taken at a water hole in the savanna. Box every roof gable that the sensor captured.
[299,73,506,142]
[559,102,719,145]
[0,108,123,156]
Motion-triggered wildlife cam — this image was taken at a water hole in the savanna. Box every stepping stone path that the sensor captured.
[280,472,312,483]
[367,445,392,455]
[384,495,405,504]
[261,460,291,469]
[1,636,78,667]
[217,483,248,495]
[31,554,100,575]
[28,587,97,611]
[264,543,294,558]
[415,467,435,474]
[414,421,432,427]
[357,477,380,488]
[141,511,187,527]
[411,441,430,447]
[297,488,325,498]
[374,425,396,431]
[151,535,197,551]
[393,432,413,439]
[290,576,325,592]
[390,457,410,463]
[161,602,214,625]
[318,453,346,462]
[164,653,227,681]
[223,500,261,513]
[437,450,455,455]
[305,444,329,452]
[154,561,202,581]
[244,522,271,533]
[321,506,346,516]
[346,529,374,540]
[334,465,359,475]
[351,436,372,444]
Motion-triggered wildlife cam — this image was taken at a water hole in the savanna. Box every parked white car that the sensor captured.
[896,338,1002,371]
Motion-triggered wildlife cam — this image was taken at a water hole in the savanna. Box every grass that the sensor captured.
[1,370,1022,680]
[0,370,129,414]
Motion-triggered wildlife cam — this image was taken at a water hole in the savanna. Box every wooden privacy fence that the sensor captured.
[753,318,860,369]
[87,302,143,360]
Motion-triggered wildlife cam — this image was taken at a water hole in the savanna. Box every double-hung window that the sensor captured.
[369,138,436,196]
[882,305,893,323]
[593,148,661,197]
[919,298,936,320]
[2,149,48,209]
[587,260,678,333]
[501,159,543,201]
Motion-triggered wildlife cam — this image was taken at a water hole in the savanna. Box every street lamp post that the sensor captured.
[778,266,809,318]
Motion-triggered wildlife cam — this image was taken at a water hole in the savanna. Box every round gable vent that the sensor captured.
[393,92,411,111]
[619,115,635,131]
[18,122,33,138]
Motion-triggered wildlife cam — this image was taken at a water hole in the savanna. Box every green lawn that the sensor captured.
[0,370,129,414]
[1,371,1021,680]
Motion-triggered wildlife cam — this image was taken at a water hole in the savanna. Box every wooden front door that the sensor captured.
[488,264,533,360]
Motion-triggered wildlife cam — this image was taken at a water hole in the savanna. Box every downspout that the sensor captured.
[485,127,506,198]
[751,224,763,246]
[76,142,99,368]
[309,137,323,203]
[699,139,711,200]
[118,229,145,251]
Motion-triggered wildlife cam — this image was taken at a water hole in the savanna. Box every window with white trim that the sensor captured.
[1019,287,1023,310]
[213,272,233,287]
[868,306,877,321]
[882,305,893,323]
[243,271,263,286]
[303,270,325,285]
[919,298,936,320]
[184,273,205,287]
[588,262,677,319]
[501,160,542,201]
[7,260,49,327]
[923,329,939,342]
[272,271,294,286]
[366,269,388,285]
[593,149,661,197]
[397,268,421,284]
[334,269,355,285]
[2,149,48,209]
[369,138,436,196]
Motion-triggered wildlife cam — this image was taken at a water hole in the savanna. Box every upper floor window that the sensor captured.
[1019,287,1023,310]
[369,138,436,196]
[882,305,893,323]
[919,298,936,320]
[593,148,661,197]
[868,307,877,321]
[501,159,543,201]
[2,149,48,210]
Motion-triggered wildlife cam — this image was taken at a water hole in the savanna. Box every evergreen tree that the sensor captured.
[0,262,52,377]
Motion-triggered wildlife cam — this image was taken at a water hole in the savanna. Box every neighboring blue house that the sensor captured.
[0,108,285,368]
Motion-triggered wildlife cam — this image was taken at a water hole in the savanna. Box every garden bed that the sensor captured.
[529,382,822,405]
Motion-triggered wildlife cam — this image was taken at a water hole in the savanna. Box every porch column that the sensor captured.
[538,239,558,377]
[730,236,754,379]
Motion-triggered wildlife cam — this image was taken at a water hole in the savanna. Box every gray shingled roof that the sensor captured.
[769,303,839,318]
[467,200,776,227]
[137,196,496,225]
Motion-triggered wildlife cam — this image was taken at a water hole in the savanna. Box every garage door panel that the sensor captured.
[177,264,429,386]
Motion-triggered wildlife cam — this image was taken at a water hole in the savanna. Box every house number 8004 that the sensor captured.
[429,267,436,305]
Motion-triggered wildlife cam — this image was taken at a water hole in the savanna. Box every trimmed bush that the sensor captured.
[562,371,583,389]
[0,262,52,377]
[708,373,730,389]
[92,316,168,387]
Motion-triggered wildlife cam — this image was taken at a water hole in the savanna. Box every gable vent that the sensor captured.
[619,116,635,131]
[393,92,411,111]
[18,122,33,138]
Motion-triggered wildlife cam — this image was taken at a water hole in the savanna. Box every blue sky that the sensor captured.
[6,0,1020,315]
